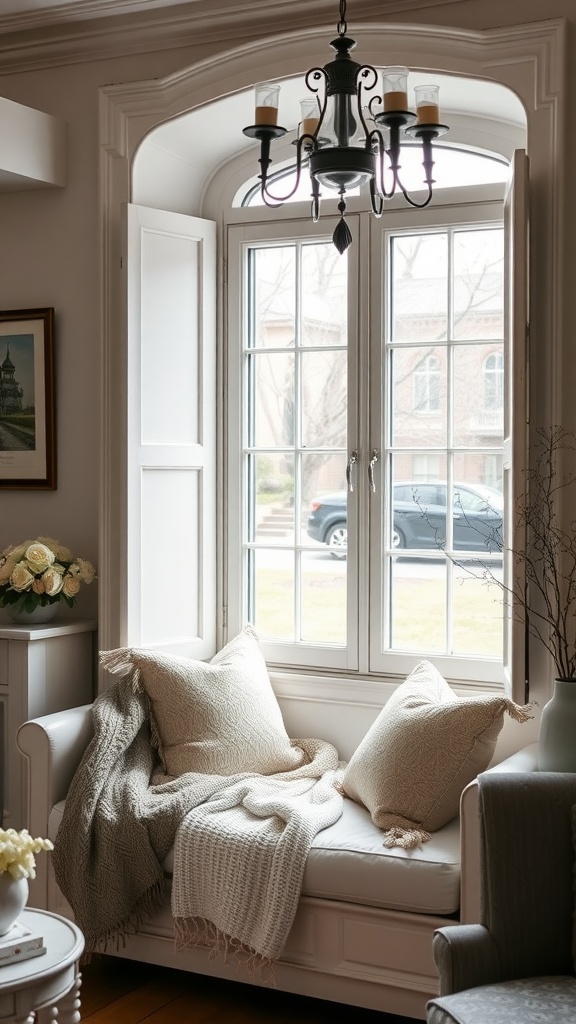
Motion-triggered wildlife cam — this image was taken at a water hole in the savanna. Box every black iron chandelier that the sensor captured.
[242,0,449,253]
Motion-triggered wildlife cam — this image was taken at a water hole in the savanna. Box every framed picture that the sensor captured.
[0,307,56,489]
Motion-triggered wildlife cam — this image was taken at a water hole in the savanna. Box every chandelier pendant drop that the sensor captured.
[242,0,449,252]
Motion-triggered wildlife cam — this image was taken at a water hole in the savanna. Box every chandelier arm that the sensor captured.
[357,65,379,140]
[420,135,437,190]
[369,178,383,217]
[260,136,317,206]
[305,67,328,134]
[368,129,397,201]
[311,176,321,223]
[396,133,436,207]
[384,122,404,199]
[305,67,327,100]
[398,184,434,209]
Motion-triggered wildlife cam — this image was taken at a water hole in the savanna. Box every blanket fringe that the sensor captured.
[86,875,165,955]
[173,917,276,985]
[100,647,137,677]
[99,648,146,697]
[505,699,535,723]
[382,826,430,849]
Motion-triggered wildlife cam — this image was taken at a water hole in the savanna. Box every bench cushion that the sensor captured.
[49,792,461,916]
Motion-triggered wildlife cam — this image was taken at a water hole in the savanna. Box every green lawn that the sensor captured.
[254,566,503,656]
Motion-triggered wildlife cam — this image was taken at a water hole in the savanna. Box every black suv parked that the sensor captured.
[306,481,503,558]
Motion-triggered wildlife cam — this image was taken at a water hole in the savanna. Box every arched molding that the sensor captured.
[99,17,566,650]
[0,0,468,74]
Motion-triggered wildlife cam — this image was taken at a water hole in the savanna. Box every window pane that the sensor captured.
[243,240,348,651]
[391,347,447,447]
[251,246,295,349]
[301,551,346,645]
[385,222,504,662]
[389,558,447,651]
[452,565,503,657]
[301,244,347,347]
[250,352,295,448]
[452,454,503,554]
[453,345,503,446]
[390,460,447,552]
[252,452,295,546]
[301,349,347,449]
[453,228,504,339]
[391,233,448,342]
[251,548,294,640]
[303,461,347,541]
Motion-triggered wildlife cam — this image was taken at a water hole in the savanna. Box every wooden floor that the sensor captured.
[79,955,425,1024]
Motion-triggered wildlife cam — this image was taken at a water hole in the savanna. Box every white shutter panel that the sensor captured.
[126,204,216,659]
[502,151,529,702]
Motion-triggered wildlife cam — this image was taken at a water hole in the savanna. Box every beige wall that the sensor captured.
[0,0,574,626]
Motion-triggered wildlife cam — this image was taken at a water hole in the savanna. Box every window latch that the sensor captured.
[346,450,358,492]
[368,448,380,493]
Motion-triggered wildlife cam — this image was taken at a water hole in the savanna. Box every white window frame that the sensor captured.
[369,200,507,684]
[226,185,509,686]
[226,217,361,672]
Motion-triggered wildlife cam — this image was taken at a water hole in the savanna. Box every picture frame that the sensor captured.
[0,307,56,490]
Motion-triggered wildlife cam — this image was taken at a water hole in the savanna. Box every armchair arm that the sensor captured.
[459,742,539,922]
[433,924,500,995]
[17,705,94,908]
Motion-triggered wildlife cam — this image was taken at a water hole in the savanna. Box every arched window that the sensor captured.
[414,354,441,413]
[239,145,509,208]
[119,27,549,703]
[484,350,504,409]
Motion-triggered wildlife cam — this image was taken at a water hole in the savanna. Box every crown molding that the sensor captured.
[0,0,472,74]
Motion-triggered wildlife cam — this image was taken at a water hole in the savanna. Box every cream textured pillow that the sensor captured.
[100,627,305,777]
[341,660,533,849]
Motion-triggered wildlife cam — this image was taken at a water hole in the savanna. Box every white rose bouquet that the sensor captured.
[0,537,96,614]
[0,828,53,880]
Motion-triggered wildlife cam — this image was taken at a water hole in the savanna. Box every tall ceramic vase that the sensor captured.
[0,875,28,935]
[538,679,576,771]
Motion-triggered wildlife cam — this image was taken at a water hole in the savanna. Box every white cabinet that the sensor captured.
[0,620,95,830]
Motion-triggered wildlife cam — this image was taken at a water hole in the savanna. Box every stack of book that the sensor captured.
[0,920,46,966]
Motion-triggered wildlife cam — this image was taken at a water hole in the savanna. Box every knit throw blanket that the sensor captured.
[52,678,343,964]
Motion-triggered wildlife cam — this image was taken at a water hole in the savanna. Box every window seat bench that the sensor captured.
[18,706,539,1021]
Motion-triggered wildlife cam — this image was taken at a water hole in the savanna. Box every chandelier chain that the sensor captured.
[337,0,347,36]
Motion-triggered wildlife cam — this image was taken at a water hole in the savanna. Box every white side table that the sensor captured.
[0,620,95,829]
[0,908,84,1024]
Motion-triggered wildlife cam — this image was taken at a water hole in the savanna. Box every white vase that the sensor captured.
[7,601,59,625]
[538,679,576,771]
[0,875,28,935]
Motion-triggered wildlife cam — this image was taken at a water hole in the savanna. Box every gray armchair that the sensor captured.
[426,771,576,1024]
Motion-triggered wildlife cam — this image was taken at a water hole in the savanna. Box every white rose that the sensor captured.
[76,558,96,585]
[25,543,55,574]
[0,556,17,585]
[42,568,63,597]
[8,544,29,561]
[10,563,35,592]
[37,538,71,562]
